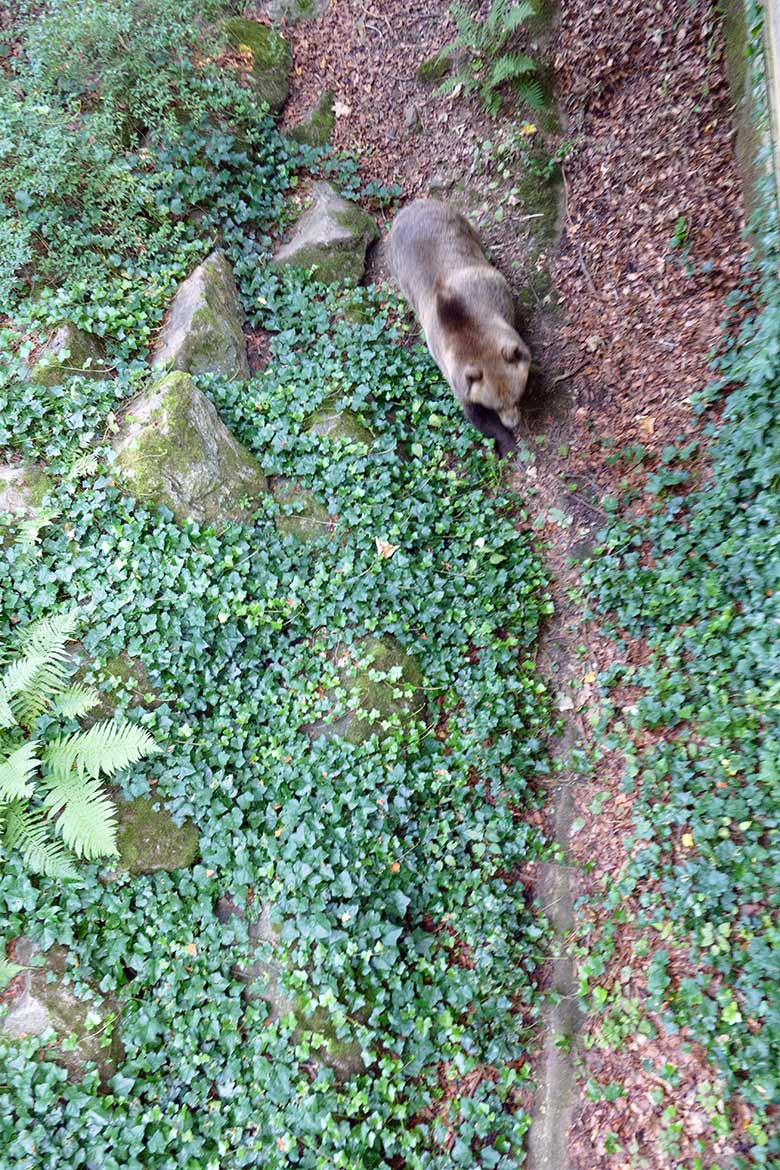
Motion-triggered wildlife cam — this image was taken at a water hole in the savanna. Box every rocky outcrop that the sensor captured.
[113,371,268,525]
[114,797,199,875]
[288,91,335,147]
[2,939,123,1084]
[224,18,291,111]
[28,323,107,387]
[273,183,378,284]
[151,251,249,380]
[303,634,426,744]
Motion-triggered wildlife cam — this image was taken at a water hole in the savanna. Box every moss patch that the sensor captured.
[416,51,454,83]
[223,18,291,111]
[288,91,335,147]
[28,323,107,388]
[115,796,199,874]
[271,477,333,542]
[304,405,374,445]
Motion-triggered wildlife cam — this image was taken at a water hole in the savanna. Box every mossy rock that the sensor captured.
[263,0,330,23]
[224,18,291,111]
[273,182,378,285]
[28,323,107,388]
[114,796,199,875]
[288,91,335,147]
[0,463,52,518]
[151,250,249,380]
[237,904,366,1081]
[2,939,123,1084]
[415,51,454,83]
[303,634,426,744]
[304,405,374,445]
[113,371,268,525]
[271,476,333,542]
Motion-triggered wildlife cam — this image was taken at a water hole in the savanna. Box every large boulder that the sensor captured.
[224,18,291,111]
[151,251,249,380]
[114,797,199,875]
[288,91,335,147]
[273,183,378,285]
[28,323,107,387]
[303,634,425,744]
[0,463,52,519]
[227,902,366,1081]
[112,371,268,525]
[2,939,123,1084]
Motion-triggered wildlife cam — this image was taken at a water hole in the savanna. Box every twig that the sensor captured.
[549,361,588,387]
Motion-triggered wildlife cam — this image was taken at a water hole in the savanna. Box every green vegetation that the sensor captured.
[0,612,158,878]
[438,0,543,116]
[0,2,553,1166]
[580,6,780,1163]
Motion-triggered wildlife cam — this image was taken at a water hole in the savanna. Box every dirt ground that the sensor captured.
[252,0,750,1164]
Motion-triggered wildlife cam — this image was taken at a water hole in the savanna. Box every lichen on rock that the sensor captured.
[112,370,268,525]
[28,323,107,387]
[151,250,249,380]
[0,463,52,519]
[2,939,123,1084]
[114,796,199,875]
[273,182,378,285]
[223,17,291,111]
[303,634,426,744]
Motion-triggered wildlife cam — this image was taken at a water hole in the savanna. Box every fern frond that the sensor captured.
[8,611,80,724]
[517,75,545,110]
[0,741,40,800]
[489,52,536,87]
[4,803,79,878]
[50,685,101,720]
[17,610,78,662]
[45,719,159,782]
[17,507,59,547]
[43,774,118,859]
[502,1,537,32]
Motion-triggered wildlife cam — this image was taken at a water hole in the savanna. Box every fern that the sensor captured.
[0,954,24,993]
[0,612,158,877]
[439,0,540,116]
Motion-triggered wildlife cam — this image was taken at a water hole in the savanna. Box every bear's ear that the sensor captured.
[436,289,470,330]
[502,342,527,363]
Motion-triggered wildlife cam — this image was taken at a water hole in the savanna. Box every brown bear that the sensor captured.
[388,199,531,457]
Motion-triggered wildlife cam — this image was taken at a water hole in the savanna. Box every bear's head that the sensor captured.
[437,290,530,431]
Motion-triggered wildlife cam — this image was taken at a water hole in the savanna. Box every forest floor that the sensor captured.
[257,0,752,1163]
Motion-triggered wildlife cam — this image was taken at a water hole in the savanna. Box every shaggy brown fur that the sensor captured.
[389,199,530,456]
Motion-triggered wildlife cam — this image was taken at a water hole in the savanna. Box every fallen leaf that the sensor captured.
[333,100,352,117]
[682,832,694,847]
[375,538,399,559]
[186,943,197,957]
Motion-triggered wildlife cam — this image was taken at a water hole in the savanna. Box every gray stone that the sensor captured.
[151,251,249,380]
[112,370,268,525]
[428,174,456,194]
[234,904,366,1080]
[0,464,52,519]
[288,91,335,147]
[2,940,122,1084]
[273,182,378,285]
[304,405,374,445]
[223,18,291,111]
[404,102,422,133]
[271,476,333,542]
[114,797,199,875]
[303,634,426,744]
[262,0,330,23]
[28,323,107,387]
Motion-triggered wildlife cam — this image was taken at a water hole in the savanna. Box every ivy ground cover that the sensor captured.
[0,3,554,1166]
